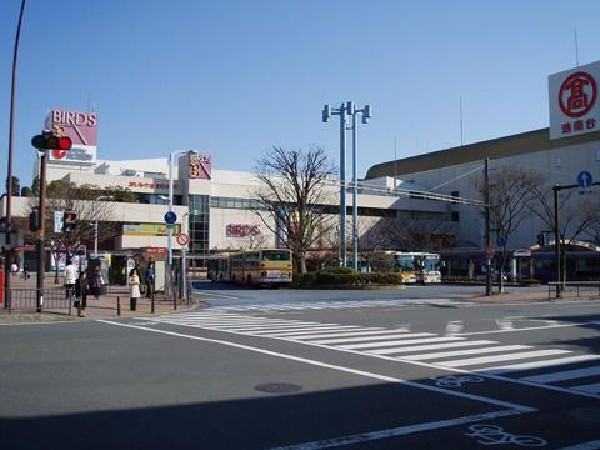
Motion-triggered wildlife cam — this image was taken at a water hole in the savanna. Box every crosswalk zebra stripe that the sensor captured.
[267,328,387,339]
[520,365,600,383]
[339,336,465,350]
[211,322,323,330]
[438,350,571,368]
[570,383,600,394]
[243,325,362,335]
[369,340,499,355]
[306,332,434,345]
[401,345,532,361]
[482,354,600,374]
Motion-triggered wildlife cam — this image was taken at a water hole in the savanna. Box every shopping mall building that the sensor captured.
[3,61,600,280]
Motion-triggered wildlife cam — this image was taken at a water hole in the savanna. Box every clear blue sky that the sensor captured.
[3,0,600,189]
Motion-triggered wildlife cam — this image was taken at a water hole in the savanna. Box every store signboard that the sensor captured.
[549,61,600,139]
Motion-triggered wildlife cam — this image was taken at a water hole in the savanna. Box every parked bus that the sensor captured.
[211,248,293,286]
[370,251,442,284]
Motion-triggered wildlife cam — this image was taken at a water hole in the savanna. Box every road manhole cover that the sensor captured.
[254,383,302,394]
[569,408,600,423]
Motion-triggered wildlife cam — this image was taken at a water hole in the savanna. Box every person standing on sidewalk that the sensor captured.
[91,266,103,300]
[65,259,77,300]
[129,269,140,311]
[75,272,88,311]
[144,264,155,298]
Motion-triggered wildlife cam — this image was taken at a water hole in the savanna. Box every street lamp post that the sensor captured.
[346,102,371,270]
[93,195,113,258]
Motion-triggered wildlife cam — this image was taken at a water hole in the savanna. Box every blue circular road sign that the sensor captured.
[164,211,177,225]
[577,171,593,188]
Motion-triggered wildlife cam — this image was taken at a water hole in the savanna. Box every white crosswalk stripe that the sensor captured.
[204,298,473,312]
[138,311,599,395]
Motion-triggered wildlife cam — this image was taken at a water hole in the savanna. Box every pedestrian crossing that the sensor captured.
[137,312,600,397]
[203,298,473,312]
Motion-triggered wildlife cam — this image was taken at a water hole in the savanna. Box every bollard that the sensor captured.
[117,296,121,316]
[173,291,177,310]
[151,292,155,314]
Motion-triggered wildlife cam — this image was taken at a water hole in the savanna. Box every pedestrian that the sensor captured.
[10,262,17,277]
[64,258,77,299]
[129,268,140,311]
[144,264,155,298]
[75,272,88,315]
[91,266,103,300]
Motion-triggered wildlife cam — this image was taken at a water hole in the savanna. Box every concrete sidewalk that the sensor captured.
[1,271,197,321]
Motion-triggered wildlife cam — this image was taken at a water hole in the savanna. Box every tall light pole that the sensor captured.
[93,195,113,258]
[346,102,371,270]
[322,103,348,266]
[4,0,27,310]
[168,150,190,266]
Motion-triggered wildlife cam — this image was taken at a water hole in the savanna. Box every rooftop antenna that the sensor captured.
[459,96,464,146]
[394,136,397,190]
[574,27,579,67]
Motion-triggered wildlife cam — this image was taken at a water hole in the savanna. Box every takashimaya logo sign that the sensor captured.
[549,61,600,139]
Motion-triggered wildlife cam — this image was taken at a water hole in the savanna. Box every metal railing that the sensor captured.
[2,288,71,314]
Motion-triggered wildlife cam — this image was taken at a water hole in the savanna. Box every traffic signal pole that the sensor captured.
[36,150,47,312]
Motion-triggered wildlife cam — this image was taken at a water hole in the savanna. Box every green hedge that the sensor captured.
[292,269,404,287]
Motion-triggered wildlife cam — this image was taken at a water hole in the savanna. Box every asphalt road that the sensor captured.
[1,285,599,449]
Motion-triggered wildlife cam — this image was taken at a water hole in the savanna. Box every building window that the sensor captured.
[451,190,459,204]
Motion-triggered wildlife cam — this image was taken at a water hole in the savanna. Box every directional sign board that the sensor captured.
[577,171,593,188]
[164,211,177,225]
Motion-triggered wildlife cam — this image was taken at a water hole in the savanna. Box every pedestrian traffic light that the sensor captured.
[29,209,39,232]
[63,210,77,232]
[536,233,545,246]
[31,131,72,151]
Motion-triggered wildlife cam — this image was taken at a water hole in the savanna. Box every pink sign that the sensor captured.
[46,109,98,146]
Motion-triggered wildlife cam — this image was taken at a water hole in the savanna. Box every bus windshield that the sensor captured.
[261,250,291,261]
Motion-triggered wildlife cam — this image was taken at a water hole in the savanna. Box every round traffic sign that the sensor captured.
[164,211,177,225]
[577,170,593,188]
[176,233,189,246]
[485,244,496,258]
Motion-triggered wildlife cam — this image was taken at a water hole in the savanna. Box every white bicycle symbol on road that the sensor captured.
[465,424,547,447]
[430,375,485,388]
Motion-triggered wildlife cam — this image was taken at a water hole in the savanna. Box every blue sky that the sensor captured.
[2,0,600,188]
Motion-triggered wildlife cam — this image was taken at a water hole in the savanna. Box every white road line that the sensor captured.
[456,320,599,336]
[437,350,570,368]
[306,332,434,345]
[267,328,387,339]
[339,336,465,350]
[213,322,325,330]
[571,383,600,394]
[402,345,532,361]
[370,340,499,355]
[98,319,534,412]
[247,326,361,335]
[267,410,524,450]
[482,355,600,374]
[520,366,600,384]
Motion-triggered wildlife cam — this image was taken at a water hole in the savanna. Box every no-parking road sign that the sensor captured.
[176,233,189,246]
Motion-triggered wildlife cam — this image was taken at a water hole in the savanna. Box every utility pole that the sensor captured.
[485,157,492,296]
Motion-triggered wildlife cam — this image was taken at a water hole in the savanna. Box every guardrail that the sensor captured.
[2,289,72,315]
[547,281,600,300]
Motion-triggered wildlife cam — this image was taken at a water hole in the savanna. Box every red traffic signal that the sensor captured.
[31,132,72,151]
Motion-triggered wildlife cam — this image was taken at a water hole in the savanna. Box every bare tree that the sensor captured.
[476,166,540,290]
[252,146,337,273]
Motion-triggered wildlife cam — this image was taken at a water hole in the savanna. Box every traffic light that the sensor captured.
[29,209,39,232]
[63,210,77,232]
[536,233,545,246]
[31,131,72,151]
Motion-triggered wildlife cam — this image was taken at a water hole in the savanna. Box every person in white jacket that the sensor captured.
[64,259,77,300]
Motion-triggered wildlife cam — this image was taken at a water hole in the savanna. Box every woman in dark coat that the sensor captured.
[75,272,88,310]
[91,266,103,300]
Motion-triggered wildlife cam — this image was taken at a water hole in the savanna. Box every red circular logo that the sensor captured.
[559,71,597,118]
[53,149,67,159]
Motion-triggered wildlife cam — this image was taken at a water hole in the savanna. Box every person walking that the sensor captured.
[10,262,17,277]
[144,264,155,298]
[91,266,103,300]
[129,268,141,311]
[64,259,77,300]
[74,272,88,315]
